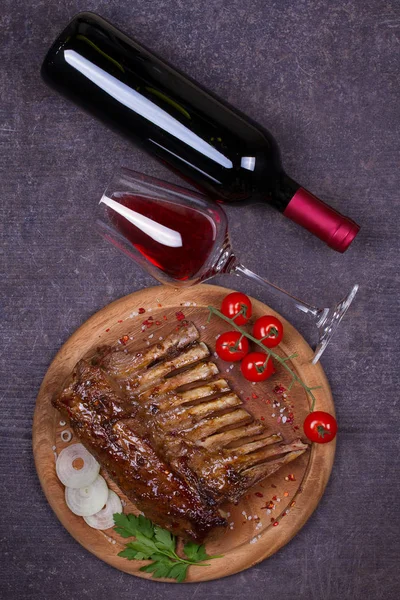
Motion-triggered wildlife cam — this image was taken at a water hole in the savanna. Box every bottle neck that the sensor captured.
[274,172,360,253]
[272,172,301,212]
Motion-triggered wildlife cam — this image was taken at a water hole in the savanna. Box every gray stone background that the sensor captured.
[1,1,399,598]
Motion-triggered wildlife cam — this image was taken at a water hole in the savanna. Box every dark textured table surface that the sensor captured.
[1,1,399,598]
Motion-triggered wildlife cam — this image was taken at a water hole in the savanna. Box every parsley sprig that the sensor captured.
[113,513,222,582]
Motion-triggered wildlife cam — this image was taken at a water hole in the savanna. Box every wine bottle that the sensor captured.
[41,12,360,252]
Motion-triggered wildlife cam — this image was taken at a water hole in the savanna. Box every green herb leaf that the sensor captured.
[183,541,200,561]
[153,562,172,578]
[172,563,189,582]
[167,562,188,581]
[117,547,140,560]
[137,514,154,539]
[154,526,176,552]
[113,512,143,538]
[115,513,223,582]
[183,541,210,562]
[139,562,159,573]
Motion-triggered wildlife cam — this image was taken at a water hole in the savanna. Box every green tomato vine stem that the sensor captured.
[207,305,319,411]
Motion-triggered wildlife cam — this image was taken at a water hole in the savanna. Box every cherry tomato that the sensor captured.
[240,351,276,382]
[221,292,252,325]
[253,315,284,348]
[303,411,338,444]
[216,331,249,362]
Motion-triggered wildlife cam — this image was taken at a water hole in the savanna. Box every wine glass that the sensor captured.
[96,168,358,363]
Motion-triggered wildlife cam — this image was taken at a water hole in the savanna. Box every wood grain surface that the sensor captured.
[33,284,335,582]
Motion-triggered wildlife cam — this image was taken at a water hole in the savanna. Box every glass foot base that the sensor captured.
[312,284,359,364]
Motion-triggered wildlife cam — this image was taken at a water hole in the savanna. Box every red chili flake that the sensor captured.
[272,495,277,501]
[142,318,154,328]
[175,311,185,321]
[117,320,123,323]
[283,491,289,497]
[119,335,129,345]
[155,320,161,326]
[260,416,265,421]
[163,315,168,320]
[293,425,300,431]
[288,474,296,481]
[273,521,279,527]
[138,307,146,314]
[273,385,286,395]
[157,303,162,308]
[270,517,275,523]
[286,412,295,424]
[105,328,110,332]
[265,501,274,510]
[290,500,296,508]
[266,399,271,405]
[255,492,263,498]
[252,393,258,399]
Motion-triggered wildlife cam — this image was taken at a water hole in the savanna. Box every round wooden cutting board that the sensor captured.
[33,284,335,582]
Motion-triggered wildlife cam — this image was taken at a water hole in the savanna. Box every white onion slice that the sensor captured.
[65,475,109,516]
[61,429,72,443]
[83,490,122,530]
[56,443,100,488]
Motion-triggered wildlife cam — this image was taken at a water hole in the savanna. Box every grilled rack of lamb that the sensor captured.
[53,321,307,541]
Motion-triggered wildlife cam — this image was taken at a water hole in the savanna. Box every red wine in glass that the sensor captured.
[97,168,359,364]
[105,193,218,281]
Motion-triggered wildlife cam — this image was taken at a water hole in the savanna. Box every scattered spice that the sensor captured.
[117,320,123,323]
[290,501,296,508]
[142,318,154,329]
[175,311,185,321]
[105,328,110,332]
[283,491,289,497]
[273,385,286,395]
[138,307,146,314]
[119,335,129,345]
[252,393,258,399]
[155,320,161,326]
[286,412,294,424]
[273,521,279,527]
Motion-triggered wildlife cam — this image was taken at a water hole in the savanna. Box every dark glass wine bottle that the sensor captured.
[41,12,360,252]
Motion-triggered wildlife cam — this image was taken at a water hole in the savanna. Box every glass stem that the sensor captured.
[232,263,320,318]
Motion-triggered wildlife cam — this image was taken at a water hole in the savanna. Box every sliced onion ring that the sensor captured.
[65,475,108,516]
[56,443,100,488]
[83,490,123,530]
